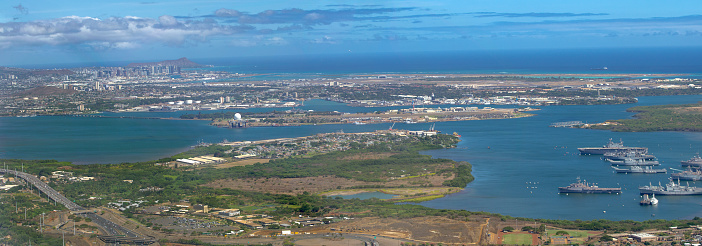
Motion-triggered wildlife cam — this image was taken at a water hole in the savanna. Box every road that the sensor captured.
[0,168,154,244]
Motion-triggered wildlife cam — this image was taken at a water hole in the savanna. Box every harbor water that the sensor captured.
[2,95,702,220]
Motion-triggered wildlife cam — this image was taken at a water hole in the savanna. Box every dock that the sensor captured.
[550,121,584,128]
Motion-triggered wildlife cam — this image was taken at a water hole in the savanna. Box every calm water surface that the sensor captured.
[2,96,702,220]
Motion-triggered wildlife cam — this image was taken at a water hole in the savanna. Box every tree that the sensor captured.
[522,226,535,232]
[555,231,569,236]
[502,226,514,232]
[599,234,613,242]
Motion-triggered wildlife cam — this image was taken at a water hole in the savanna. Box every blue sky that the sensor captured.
[2,0,702,66]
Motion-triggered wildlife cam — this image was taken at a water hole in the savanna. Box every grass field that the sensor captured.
[503,233,533,245]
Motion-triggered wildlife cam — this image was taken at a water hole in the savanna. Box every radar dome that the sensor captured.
[234,113,242,120]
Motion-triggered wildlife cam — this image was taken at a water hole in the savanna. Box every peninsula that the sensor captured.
[583,102,702,132]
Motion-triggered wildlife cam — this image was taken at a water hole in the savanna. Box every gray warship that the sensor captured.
[612,166,666,174]
[578,139,647,155]
[681,154,702,168]
[604,151,656,161]
[670,168,702,181]
[608,158,660,166]
[558,177,621,194]
[639,179,702,195]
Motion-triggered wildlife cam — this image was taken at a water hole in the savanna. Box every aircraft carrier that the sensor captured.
[578,138,647,155]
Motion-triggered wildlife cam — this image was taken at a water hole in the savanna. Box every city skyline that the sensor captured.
[2,0,702,66]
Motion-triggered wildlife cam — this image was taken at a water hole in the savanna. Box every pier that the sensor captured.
[550,121,584,128]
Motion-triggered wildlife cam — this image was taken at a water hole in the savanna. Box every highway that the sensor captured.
[0,168,155,244]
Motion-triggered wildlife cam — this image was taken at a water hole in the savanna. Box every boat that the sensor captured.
[608,158,660,166]
[558,177,621,194]
[591,67,608,70]
[604,151,656,161]
[670,168,702,181]
[612,166,666,174]
[681,154,702,168]
[639,179,702,195]
[640,194,658,205]
[578,138,647,155]
[353,121,366,125]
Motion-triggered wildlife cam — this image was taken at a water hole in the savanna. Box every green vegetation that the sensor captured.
[588,102,702,132]
[0,192,65,245]
[503,233,533,245]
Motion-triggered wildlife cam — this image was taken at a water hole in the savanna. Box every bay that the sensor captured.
[2,95,702,220]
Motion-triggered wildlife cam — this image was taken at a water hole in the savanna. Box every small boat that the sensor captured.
[640,194,658,205]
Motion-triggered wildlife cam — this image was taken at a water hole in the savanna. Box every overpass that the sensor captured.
[0,168,156,244]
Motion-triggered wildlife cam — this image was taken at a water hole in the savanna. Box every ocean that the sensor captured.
[24,47,702,76]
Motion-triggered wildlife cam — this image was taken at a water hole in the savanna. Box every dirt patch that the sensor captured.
[203,174,454,195]
[339,152,397,160]
[211,158,270,169]
[306,216,487,245]
[674,106,702,114]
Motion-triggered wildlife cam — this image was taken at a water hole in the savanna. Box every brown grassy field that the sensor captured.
[203,173,454,195]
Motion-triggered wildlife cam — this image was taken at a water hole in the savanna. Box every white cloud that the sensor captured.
[0,15,252,50]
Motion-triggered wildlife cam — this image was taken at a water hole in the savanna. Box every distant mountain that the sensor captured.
[0,66,73,76]
[127,57,205,68]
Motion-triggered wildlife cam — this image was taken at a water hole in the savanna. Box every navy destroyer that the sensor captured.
[558,178,621,194]
[612,166,666,174]
[670,168,702,181]
[608,158,660,166]
[604,151,656,161]
[639,179,702,195]
[578,139,647,155]
[681,154,702,168]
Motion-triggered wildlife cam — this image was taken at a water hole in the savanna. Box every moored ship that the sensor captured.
[612,166,666,174]
[681,154,702,168]
[608,158,660,166]
[639,179,702,196]
[640,194,658,205]
[578,138,647,155]
[558,177,621,194]
[604,151,656,161]
[670,168,702,181]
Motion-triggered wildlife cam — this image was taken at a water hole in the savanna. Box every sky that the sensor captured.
[2,0,702,66]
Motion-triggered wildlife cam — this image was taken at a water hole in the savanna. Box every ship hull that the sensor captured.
[639,189,702,196]
[670,174,702,181]
[605,154,656,161]
[681,161,702,168]
[558,188,621,194]
[614,169,666,174]
[578,147,647,155]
